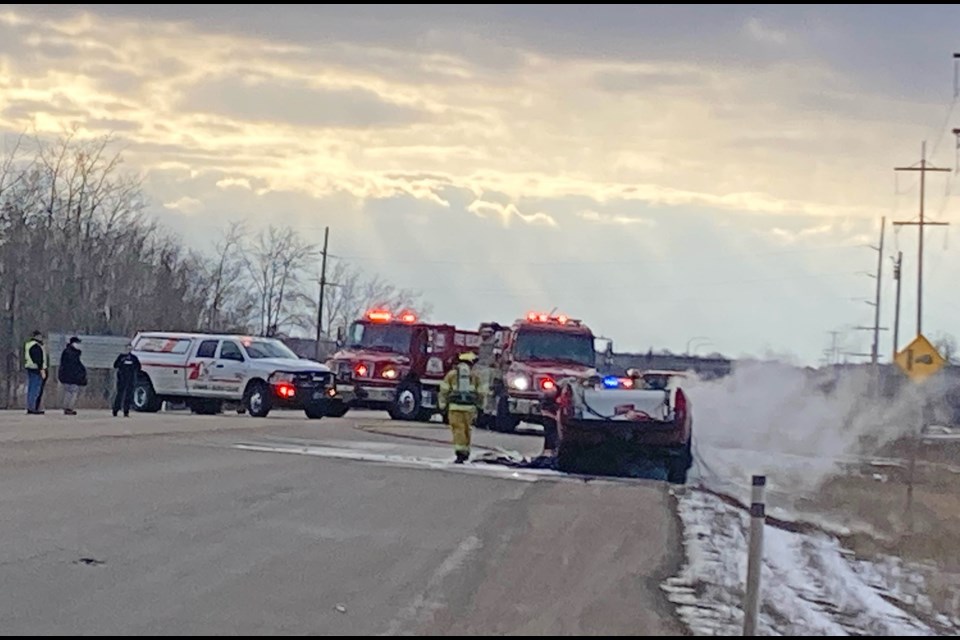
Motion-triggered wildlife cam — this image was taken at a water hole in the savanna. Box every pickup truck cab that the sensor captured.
[130,332,336,419]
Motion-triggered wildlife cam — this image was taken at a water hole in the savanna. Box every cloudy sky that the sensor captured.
[2,4,960,364]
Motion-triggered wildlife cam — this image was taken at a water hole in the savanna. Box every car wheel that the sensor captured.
[245,382,271,418]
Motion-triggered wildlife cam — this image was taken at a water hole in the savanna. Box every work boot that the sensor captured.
[64,409,77,416]
[454,451,469,464]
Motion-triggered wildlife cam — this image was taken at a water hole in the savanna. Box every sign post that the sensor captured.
[893,333,946,539]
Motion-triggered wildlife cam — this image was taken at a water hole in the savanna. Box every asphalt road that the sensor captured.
[0,409,687,635]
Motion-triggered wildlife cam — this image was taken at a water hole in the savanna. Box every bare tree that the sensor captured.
[0,132,436,406]
[318,260,433,339]
[199,223,256,332]
[932,332,958,364]
[243,225,318,337]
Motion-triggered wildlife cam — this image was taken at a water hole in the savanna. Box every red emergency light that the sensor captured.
[276,383,296,399]
[399,312,417,323]
[367,310,392,322]
[526,312,577,326]
[354,363,368,377]
[539,377,556,392]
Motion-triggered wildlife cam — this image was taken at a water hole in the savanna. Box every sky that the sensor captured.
[2,4,960,365]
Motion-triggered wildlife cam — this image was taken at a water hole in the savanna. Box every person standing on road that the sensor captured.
[23,330,48,415]
[112,343,141,417]
[438,352,483,464]
[58,336,87,416]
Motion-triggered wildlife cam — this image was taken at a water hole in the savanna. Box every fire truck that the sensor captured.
[475,312,599,433]
[325,309,481,421]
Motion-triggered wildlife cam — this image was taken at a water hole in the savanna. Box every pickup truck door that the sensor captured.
[185,339,220,396]
[212,340,247,398]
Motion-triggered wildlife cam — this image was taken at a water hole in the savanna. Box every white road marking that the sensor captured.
[231,438,658,487]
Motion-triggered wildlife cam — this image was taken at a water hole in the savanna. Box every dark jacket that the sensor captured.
[58,345,87,386]
[113,352,142,383]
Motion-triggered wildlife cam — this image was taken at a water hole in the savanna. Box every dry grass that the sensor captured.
[797,437,960,623]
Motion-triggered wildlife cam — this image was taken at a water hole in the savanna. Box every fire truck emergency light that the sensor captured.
[367,310,392,322]
[399,312,417,323]
[526,311,575,325]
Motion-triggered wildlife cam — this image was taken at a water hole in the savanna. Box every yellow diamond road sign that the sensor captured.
[894,334,947,383]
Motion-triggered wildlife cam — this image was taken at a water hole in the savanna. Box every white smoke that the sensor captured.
[683,359,936,512]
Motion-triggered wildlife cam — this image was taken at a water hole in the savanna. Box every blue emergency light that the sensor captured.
[603,376,621,388]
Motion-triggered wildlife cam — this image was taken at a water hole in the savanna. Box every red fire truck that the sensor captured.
[475,312,599,433]
[325,309,481,421]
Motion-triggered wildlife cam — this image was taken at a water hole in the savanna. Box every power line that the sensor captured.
[328,242,872,267]
[402,269,863,297]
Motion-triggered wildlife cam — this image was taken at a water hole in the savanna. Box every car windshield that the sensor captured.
[243,339,299,360]
[512,330,596,367]
[348,322,413,353]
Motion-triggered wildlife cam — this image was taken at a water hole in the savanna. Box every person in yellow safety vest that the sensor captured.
[23,330,48,415]
[438,352,483,464]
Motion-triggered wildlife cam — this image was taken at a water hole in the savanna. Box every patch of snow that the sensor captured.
[663,490,953,636]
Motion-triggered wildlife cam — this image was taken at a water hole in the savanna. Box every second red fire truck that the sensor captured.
[475,312,600,433]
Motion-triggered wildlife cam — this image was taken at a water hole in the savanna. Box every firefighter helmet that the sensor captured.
[458,352,478,363]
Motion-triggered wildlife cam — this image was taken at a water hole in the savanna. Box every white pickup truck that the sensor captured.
[130,332,337,419]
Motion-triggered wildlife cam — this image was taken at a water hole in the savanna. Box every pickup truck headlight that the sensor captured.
[268,372,296,384]
[508,375,530,391]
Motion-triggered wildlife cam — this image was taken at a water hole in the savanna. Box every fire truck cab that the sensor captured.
[476,312,599,433]
[325,309,481,422]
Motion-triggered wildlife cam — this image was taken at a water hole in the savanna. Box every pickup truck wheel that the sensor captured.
[325,401,349,418]
[245,383,271,418]
[666,438,693,485]
[556,443,582,474]
[304,404,325,420]
[133,379,162,413]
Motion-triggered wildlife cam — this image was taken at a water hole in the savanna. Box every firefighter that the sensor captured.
[438,352,482,464]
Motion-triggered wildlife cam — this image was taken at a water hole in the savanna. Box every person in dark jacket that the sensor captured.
[58,336,87,415]
[112,343,142,418]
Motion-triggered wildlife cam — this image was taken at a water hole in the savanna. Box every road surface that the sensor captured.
[0,409,686,635]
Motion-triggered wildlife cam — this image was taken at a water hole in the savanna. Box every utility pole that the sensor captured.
[863,217,886,365]
[893,142,950,337]
[827,330,842,365]
[315,226,330,361]
[892,251,903,359]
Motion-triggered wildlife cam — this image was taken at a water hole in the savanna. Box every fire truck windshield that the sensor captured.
[349,322,413,353]
[512,329,595,367]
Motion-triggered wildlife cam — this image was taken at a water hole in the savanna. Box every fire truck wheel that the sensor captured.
[389,380,422,421]
[493,393,520,433]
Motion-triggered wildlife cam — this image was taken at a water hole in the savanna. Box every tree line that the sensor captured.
[0,132,430,405]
